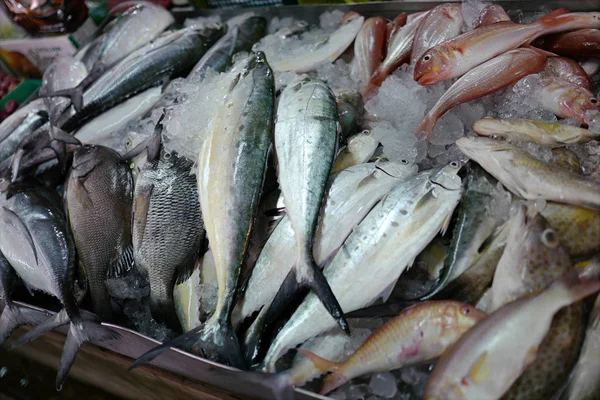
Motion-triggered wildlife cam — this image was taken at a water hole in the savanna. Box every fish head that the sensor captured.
[429,161,463,191]
[561,86,600,122]
[414,46,454,85]
[378,160,419,179]
[0,170,10,193]
[436,302,486,350]
[471,118,514,137]
[72,144,119,177]
[455,136,513,161]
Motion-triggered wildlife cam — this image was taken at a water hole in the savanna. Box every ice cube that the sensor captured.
[320,10,346,30]
[461,0,491,30]
[369,372,398,398]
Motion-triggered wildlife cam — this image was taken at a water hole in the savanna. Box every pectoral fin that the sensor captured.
[1,207,37,265]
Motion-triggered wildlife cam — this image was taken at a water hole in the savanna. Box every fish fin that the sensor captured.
[175,259,197,285]
[1,206,38,265]
[56,320,120,391]
[129,325,204,371]
[379,277,399,302]
[535,8,570,21]
[0,302,45,346]
[107,245,134,279]
[50,127,81,145]
[149,289,183,333]
[414,112,437,141]
[264,207,286,217]
[147,116,165,162]
[132,184,153,250]
[10,148,26,183]
[465,351,491,384]
[10,309,70,348]
[320,371,350,395]
[74,177,94,209]
[234,371,293,400]
[243,304,270,367]
[297,349,340,373]
[300,258,349,335]
[44,87,84,112]
[550,269,600,305]
[439,212,453,236]
[190,318,246,368]
[535,9,576,30]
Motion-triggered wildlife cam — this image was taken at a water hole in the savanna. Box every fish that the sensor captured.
[455,136,600,209]
[566,294,600,400]
[254,76,347,346]
[540,202,600,258]
[270,13,364,73]
[438,220,510,306]
[130,52,275,369]
[0,111,48,164]
[473,5,512,28]
[423,271,600,400]
[275,20,309,38]
[0,251,44,345]
[69,2,174,108]
[0,184,119,389]
[410,3,463,65]
[579,56,600,76]
[334,89,363,140]
[65,144,134,322]
[472,117,600,145]
[300,301,485,395]
[132,130,205,332]
[550,147,581,172]
[40,57,89,126]
[414,48,547,140]
[353,17,387,85]
[414,11,600,85]
[59,25,227,132]
[188,15,266,81]
[367,12,427,89]
[261,163,462,372]
[74,87,162,147]
[542,56,593,90]
[412,164,508,300]
[330,130,379,174]
[0,98,45,144]
[534,28,600,57]
[239,161,417,364]
[488,205,572,312]
[537,76,600,124]
[386,13,408,43]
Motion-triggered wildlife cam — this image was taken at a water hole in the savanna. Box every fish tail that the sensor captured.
[236,370,294,400]
[243,304,270,367]
[149,291,183,333]
[535,9,592,36]
[89,279,113,323]
[10,308,71,348]
[297,348,341,373]
[320,370,350,395]
[195,318,246,368]
[414,111,437,141]
[549,269,600,307]
[42,87,84,112]
[128,325,204,371]
[0,301,44,346]
[56,318,119,390]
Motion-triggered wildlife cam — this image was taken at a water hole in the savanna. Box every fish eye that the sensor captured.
[460,306,471,315]
[164,152,172,159]
[490,5,496,9]
[423,54,432,61]
[401,159,408,164]
[590,98,598,104]
[450,161,459,168]
[541,229,559,248]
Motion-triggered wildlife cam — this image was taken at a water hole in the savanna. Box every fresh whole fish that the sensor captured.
[540,202,600,258]
[472,117,600,145]
[410,3,463,65]
[566,294,600,400]
[414,11,600,85]
[261,163,462,372]
[330,130,379,174]
[131,53,275,369]
[579,56,600,76]
[488,205,572,312]
[414,164,508,300]
[189,15,266,81]
[301,301,485,395]
[40,57,88,126]
[239,161,417,363]
[535,28,600,57]
[0,184,118,389]
[550,147,581,172]
[334,89,363,140]
[0,112,48,164]
[542,56,593,90]
[474,5,511,28]
[367,12,427,90]
[386,13,408,44]
[456,136,600,209]
[353,17,387,85]
[74,87,162,147]
[65,144,134,322]
[234,160,417,327]
[269,76,347,333]
[270,13,364,73]
[59,25,227,132]
[415,48,547,141]
[424,271,600,400]
[0,98,45,144]
[132,135,205,332]
[537,76,600,124]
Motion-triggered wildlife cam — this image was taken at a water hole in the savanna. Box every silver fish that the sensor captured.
[262,163,462,371]
[0,98,46,144]
[0,111,48,164]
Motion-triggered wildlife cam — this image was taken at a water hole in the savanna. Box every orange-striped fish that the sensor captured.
[414,10,600,85]
[354,17,387,85]
[474,5,511,28]
[299,301,485,395]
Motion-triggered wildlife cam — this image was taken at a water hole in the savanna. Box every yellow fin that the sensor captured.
[466,351,490,384]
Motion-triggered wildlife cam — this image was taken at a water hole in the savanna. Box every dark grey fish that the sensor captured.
[58,24,227,132]
[188,15,266,81]
[0,112,48,164]
[0,184,118,389]
[0,98,45,144]
[65,145,134,322]
[132,132,205,332]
